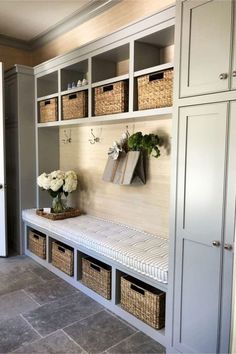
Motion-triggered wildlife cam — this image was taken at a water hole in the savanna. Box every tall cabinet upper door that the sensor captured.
[174,102,229,353]
[180,0,232,97]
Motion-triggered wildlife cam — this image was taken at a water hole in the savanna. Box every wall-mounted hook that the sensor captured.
[62,129,72,144]
[89,128,100,144]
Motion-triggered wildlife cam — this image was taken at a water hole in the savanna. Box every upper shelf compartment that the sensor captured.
[92,44,129,83]
[61,59,88,92]
[37,71,58,98]
[134,25,175,72]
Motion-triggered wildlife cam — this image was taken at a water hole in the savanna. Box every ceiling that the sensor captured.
[0,0,119,49]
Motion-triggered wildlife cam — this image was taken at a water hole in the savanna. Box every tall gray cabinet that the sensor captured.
[5,65,36,254]
[168,0,236,353]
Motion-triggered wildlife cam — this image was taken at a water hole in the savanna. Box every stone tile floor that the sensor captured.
[0,256,166,354]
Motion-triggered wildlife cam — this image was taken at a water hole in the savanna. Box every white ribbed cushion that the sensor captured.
[22,209,168,284]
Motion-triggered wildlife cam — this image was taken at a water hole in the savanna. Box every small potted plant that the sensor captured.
[37,170,78,213]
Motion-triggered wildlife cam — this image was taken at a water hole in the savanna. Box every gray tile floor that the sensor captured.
[0,256,166,354]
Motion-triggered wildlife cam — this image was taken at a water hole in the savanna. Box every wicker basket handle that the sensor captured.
[149,72,164,82]
[90,263,101,272]
[103,85,113,93]
[130,283,145,296]
[58,245,66,253]
[68,94,77,100]
[44,100,51,105]
[33,234,39,240]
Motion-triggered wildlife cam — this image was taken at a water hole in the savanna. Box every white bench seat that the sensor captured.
[22,209,168,284]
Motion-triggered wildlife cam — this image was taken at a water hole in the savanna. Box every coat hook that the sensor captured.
[62,129,72,144]
[89,128,100,144]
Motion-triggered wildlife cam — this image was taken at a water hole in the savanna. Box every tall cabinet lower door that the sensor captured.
[173,102,232,353]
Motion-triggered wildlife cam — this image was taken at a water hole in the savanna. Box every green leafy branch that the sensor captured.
[127,132,161,158]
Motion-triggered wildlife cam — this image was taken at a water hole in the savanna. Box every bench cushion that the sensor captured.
[22,209,168,284]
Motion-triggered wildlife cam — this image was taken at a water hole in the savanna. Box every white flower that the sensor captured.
[63,171,77,193]
[37,170,77,194]
[50,177,64,192]
[50,170,65,180]
[108,141,122,160]
[37,173,51,190]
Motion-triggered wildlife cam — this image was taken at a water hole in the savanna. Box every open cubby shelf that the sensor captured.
[25,224,167,347]
[35,16,174,127]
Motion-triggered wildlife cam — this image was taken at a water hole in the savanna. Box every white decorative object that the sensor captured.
[77,80,82,87]
[82,78,88,86]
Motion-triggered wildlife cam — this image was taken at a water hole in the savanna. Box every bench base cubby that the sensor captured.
[24,222,168,347]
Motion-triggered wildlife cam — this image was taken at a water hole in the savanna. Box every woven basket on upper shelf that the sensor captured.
[81,257,111,299]
[52,241,74,276]
[137,68,173,110]
[62,90,88,120]
[28,229,46,259]
[120,275,166,329]
[94,80,128,116]
[39,98,58,123]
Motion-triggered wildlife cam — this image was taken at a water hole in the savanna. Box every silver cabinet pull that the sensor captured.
[219,73,228,80]
[232,71,236,77]
[212,240,221,247]
[224,244,233,251]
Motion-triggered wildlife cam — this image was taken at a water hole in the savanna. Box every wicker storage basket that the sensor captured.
[137,69,173,110]
[28,229,46,259]
[39,98,58,123]
[52,241,74,276]
[62,90,88,120]
[94,80,128,116]
[120,275,166,329]
[81,257,111,299]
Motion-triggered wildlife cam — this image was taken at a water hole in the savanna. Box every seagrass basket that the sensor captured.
[94,80,128,116]
[120,275,166,329]
[81,257,111,299]
[52,241,74,276]
[28,229,46,259]
[39,98,58,123]
[62,90,88,120]
[137,69,173,110]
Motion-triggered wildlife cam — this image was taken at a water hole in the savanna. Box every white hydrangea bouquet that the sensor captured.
[37,170,78,213]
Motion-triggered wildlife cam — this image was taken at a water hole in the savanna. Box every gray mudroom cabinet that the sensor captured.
[172,102,235,353]
[4,65,36,254]
[168,0,236,353]
[180,0,234,97]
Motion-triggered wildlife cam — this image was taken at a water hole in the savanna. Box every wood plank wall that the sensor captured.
[59,118,172,238]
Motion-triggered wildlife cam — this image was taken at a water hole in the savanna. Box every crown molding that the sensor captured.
[0,0,121,52]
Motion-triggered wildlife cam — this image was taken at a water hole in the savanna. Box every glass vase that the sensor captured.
[51,193,67,213]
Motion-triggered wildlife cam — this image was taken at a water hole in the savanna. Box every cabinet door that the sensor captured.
[174,103,229,353]
[180,0,232,97]
[231,4,236,89]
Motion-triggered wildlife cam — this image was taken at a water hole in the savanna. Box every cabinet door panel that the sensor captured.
[231,3,236,89]
[180,0,232,97]
[174,103,228,353]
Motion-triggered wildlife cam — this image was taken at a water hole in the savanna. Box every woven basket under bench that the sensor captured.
[81,257,111,299]
[28,229,46,259]
[137,68,173,110]
[120,275,166,329]
[52,241,74,276]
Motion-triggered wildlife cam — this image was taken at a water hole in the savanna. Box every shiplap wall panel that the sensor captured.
[59,118,171,238]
